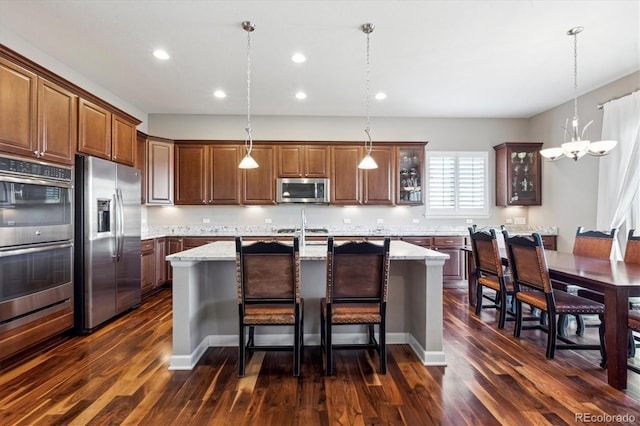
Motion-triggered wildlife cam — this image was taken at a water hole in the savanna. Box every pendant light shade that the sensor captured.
[358,23,378,170]
[239,21,259,169]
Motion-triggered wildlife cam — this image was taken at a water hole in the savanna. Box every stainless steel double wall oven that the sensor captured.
[0,154,74,360]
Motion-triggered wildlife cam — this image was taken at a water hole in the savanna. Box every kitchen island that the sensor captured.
[166,240,449,370]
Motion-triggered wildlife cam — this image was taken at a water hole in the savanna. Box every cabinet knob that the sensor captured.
[33,150,40,158]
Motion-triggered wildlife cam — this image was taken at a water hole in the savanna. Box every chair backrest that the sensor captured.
[502,231,552,294]
[625,229,640,265]
[235,237,300,305]
[468,227,504,278]
[326,237,391,305]
[572,227,616,259]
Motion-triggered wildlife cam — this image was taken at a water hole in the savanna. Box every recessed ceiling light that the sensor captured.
[375,92,387,100]
[153,49,170,60]
[213,90,227,99]
[291,53,306,63]
[295,91,307,100]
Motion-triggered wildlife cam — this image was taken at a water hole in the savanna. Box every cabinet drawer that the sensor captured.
[183,237,216,249]
[402,237,432,247]
[432,236,464,247]
[141,239,155,253]
[541,235,557,251]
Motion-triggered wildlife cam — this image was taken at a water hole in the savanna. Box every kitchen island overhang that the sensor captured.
[166,240,449,370]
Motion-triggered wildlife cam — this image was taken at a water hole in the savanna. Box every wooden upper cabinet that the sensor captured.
[37,78,77,165]
[0,58,76,165]
[78,98,111,160]
[174,144,207,205]
[111,115,136,166]
[78,97,138,166]
[242,145,276,205]
[494,142,543,206]
[330,145,362,205]
[210,145,242,205]
[277,144,329,178]
[147,137,174,205]
[136,132,147,203]
[0,56,37,157]
[363,146,395,205]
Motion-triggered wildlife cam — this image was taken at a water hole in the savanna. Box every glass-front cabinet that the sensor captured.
[493,142,543,206]
[396,145,425,205]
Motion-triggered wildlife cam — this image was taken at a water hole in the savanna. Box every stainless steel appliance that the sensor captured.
[0,154,74,360]
[276,178,330,204]
[74,155,141,333]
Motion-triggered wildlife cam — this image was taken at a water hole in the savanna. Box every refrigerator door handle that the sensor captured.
[111,190,118,260]
[116,188,125,261]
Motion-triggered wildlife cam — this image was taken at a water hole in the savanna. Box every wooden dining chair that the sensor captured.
[502,231,606,364]
[320,237,391,375]
[555,227,616,336]
[468,227,514,329]
[235,236,303,377]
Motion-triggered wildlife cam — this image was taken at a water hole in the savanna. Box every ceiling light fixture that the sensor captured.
[213,90,226,99]
[291,53,306,63]
[358,23,378,170]
[540,27,617,161]
[295,91,307,100]
[238,21,259,169]
[153,49,170,60]
[375,92,387,101]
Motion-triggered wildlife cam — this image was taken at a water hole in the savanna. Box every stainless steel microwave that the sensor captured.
[276,178,330,204]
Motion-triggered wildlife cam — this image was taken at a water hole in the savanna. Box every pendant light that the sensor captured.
[238,21,259,169]
[358,23,378,170]
[540,27,617,161]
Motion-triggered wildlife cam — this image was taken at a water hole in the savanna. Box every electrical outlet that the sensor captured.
[343,218,351,224]
[514,217,526,225]
[412,218,420,224]
[376,218,384,224]
[264,218,272,224]
[505,218,513,224]
[465,219,473,224]
[202,218,210,224]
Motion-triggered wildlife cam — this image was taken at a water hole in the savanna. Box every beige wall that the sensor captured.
[528,71,640,251]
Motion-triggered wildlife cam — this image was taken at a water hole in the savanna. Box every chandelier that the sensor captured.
[540,27,617,161]
[357,23,378,169]
[238,21,259,169]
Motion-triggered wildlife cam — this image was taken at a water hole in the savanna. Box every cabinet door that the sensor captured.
[330,145,362,205]
[0,56,37,157]
[111,115,136,166]
[37,78,77,165]
[363,146,394,205]
[242,146,275,205]
[397,146,424,205]
[305,146,329,177]
[136,133,147,203]
[78,98,112,160]
[174,144,207,205]
[141,240,155,295]
[210,145,242,204]
[277,145,304,177]
[167,237,183,283]
[155,238,167,286]
[494,143,542,206]
[147,138,174,205]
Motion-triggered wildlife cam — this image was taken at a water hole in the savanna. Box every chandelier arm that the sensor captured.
[581,120,594,140]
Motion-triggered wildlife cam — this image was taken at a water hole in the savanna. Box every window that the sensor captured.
[425,151,489,217]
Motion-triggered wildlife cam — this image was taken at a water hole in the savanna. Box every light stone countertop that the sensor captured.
[143,224,558,240]
[166,240,449,262]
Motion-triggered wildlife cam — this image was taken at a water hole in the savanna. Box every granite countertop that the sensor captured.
[166,240,449,262]
[142,224,558,240]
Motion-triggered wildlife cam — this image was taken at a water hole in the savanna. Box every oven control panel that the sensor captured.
[0,155,72,181]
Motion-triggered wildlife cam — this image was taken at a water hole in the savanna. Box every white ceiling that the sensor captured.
[1,0,638,119]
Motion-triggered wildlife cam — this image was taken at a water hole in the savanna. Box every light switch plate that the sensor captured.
[202,218,210,224]
[514,217,526,225]
[343,218,351,224]
[264,218,272,224]
[376,218,384,224]
[412,219,420,224]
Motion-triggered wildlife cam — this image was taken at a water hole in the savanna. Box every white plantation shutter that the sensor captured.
[426,152,488,217]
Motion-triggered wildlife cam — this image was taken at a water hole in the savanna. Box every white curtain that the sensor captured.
[596,91,640,259]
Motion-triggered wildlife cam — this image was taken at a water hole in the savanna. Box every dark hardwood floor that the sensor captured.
[2,286,640,425]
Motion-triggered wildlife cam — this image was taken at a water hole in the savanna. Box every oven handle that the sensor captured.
[0,174,73,189]
[0,241,73,258]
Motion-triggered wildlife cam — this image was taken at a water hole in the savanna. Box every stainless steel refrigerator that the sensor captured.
[74,155,141,333]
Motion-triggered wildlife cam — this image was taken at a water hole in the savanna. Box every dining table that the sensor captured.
[462,246,640,390]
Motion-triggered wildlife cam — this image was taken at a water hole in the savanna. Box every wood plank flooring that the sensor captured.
[2,286,640,425]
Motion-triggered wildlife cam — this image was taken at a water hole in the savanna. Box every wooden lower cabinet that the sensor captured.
[167,237,184,283]
[155,238,167,287]
[141,239,155,295]
[402,236,466,281]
